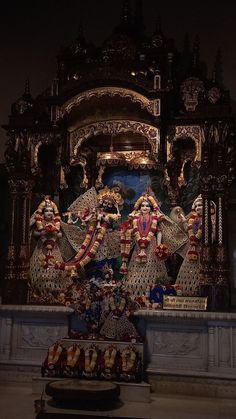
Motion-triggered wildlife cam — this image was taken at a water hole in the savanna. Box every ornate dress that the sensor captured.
[175,208,203,296]
[175,195,216,296]
[120,192,188,298]
[29,198,72,303]
[100,287,138,340]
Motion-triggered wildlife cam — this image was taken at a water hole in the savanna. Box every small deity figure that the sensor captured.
[42,341,65,377]
[119,345,142,382]
[100,344,120,380]
[100,284,138,340]
[175,195,215,296]
[120,189,188,297]
[29,197,72,303]
[82,344,101,378]
[63,344,82,377]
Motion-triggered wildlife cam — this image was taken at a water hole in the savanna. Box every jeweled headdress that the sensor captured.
[134,187,160,212]
[36,196,59,216]
[192,194,216,214]
[98,186,124,209]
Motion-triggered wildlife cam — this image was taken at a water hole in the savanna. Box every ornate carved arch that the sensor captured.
[167,125,203,162]
[70,119,160,163]
[61,87,160,117]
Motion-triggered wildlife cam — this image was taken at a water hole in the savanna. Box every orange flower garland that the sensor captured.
[120,221,133,274]
[187,210,202,262]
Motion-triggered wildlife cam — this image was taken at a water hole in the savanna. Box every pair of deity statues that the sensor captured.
[29,186,215,304]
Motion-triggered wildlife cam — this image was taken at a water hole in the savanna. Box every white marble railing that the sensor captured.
[136,309,236,379]
[0,305,73,367]
[1,305,236,380]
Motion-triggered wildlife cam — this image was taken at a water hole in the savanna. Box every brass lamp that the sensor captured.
[96,135,127,167]
[129,150,157,169]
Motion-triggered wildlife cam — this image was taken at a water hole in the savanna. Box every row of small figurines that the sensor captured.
[42,342,142,382]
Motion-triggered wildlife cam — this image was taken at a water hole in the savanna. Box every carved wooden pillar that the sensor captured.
[4,178,33,304]
[200,122,231,310]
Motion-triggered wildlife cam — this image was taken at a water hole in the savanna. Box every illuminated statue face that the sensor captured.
[44,206,54,221]
[194,199,203,216]
[140,200,151,215]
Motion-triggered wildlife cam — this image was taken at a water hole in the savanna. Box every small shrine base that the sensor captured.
[1,305,236,399]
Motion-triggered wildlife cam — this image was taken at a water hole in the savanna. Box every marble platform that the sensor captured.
[0,304,73,380]
[1,304,236,398]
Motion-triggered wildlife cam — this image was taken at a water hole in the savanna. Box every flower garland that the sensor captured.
[121,346,137,372]
[35,209,61,269]
[47,343,63,366]
[66,345,81,368]
[120,221,133,274]
[84,346,98,373]
[104,346,117,369]
[55,212,119,274]
[133,213,161,263]
[187,211,202,262]
[155,243,170,260]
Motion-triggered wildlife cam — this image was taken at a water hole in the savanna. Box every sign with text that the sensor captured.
[163,295,207,311]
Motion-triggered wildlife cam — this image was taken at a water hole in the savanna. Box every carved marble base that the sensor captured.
[136,309,236,382]
[0,305,73,369]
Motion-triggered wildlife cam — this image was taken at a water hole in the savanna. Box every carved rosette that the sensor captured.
[180,77,205,111]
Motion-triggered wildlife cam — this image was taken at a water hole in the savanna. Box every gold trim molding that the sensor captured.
[61,87,160,117]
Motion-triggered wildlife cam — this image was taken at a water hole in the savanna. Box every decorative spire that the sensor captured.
[214,48,224,86]
[155,16,162,33]
[183,33,190,54]
[121,0,132,24]
[192,35,200,69]
[77,22,84,40]
[134,0,145,35]
[24,78,31,96]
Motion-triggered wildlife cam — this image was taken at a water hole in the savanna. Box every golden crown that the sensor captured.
[98,186,124,208]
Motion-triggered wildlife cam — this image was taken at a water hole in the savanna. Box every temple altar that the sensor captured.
[0,0,236,404]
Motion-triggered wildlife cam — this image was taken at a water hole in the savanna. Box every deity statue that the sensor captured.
[29,196,73,303]
[175,195,216,296]
[100,344,120,380]
[100,283,138,340]
[120,189,188,297]
[42,341,65,377]
[62,344,83,377]
[119,345,142,382]
[57,186,123,274]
